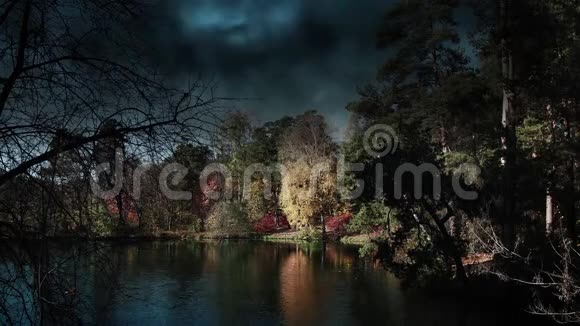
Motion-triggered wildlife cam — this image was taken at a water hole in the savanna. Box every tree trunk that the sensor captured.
[567,156,577,243]
[320,214,326,241]
[499,0,517,248]
[440,126,450,154]
[116,191,126,228]
[423,202,467,282]
[546,187,554,235]
[565,116,577,243]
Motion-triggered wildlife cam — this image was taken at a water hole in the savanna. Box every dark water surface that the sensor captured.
[2,240,541,325]
[86,241,529,325]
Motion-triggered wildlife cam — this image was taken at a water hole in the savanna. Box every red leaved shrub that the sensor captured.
[253,212,290,233]
[325,213,352,236]
[105,191,138,225]
[193,172,225,222]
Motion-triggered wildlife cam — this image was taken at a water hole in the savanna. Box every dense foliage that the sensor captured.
[1,0,580,324]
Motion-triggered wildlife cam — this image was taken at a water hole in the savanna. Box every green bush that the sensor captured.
[347,200,397,235]
[298,225,323,241]
[206,201,250,232]
[88,205,115,236]
[245,179,272,222]
[189,215,204,233]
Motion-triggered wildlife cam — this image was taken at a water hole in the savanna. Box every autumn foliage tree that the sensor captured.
[278,112,338,229]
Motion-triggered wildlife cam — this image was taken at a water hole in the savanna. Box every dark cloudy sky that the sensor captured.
[137,0,391,137]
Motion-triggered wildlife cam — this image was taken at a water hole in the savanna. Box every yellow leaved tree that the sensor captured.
[278,112,337,228]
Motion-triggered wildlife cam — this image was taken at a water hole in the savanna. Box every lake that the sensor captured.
[1,240,544,325]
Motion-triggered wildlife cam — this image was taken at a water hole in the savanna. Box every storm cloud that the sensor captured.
[135,0,390,136]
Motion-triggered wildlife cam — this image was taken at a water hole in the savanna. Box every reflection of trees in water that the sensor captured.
[1,241,508,325]
[324,244,355,269]
[0,241,123,325]
[280,247,321,325]
[347,266,404,325]
[202,242,282,324]
[0,241,215,324]
[279,243,404,325]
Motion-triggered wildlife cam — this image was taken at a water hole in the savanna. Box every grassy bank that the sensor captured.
[4,229,372,246]
[339,234,374,245]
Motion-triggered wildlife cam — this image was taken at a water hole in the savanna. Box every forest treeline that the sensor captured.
[1,0,580,323]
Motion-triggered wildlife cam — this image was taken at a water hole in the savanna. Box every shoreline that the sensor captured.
[1,230,370,245]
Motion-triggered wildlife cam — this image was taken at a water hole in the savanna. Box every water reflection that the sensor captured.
[1,240,542,325]
[280,248,319,325]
